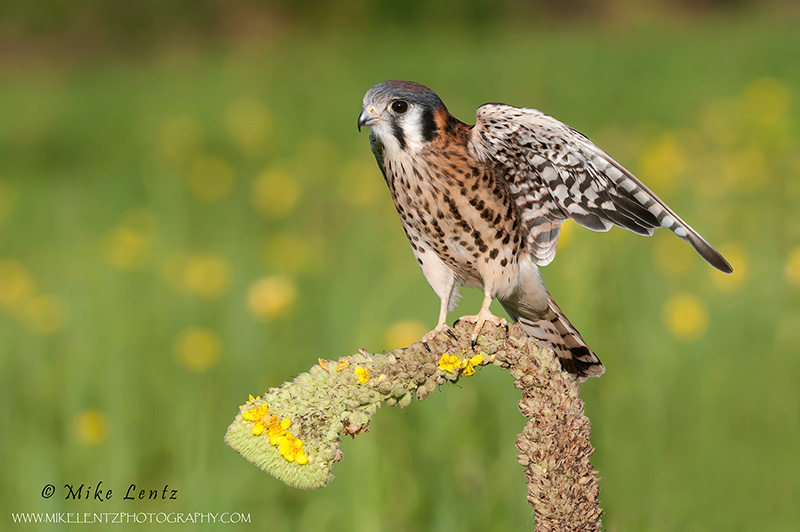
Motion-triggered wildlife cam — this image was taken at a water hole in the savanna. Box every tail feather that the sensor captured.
[501,293,605,382]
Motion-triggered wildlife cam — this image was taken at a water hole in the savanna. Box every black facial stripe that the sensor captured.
[421,109,437,142]
[392,121,407,150]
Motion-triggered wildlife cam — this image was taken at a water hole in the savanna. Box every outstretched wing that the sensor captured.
[469,103,732,273]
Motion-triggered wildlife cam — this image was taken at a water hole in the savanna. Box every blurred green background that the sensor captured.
[1,1,799,530]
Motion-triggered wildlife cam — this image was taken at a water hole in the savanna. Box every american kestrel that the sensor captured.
[358,81,732,381]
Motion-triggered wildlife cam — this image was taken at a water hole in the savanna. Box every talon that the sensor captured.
[470,336,478,349]
[453,317,462,326]
[422,341,431,352]
[446,328,458,341]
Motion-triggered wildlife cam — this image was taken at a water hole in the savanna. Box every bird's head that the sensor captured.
[358,81,449,153]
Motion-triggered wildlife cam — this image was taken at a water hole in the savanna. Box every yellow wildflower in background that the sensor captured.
[174,326,221,371]
[0,260,36,310]
[252,166,302,218]
[73,409,108,445]
[163,254,231,299]
[739,77,792,130]
[785,246,800,288]
[385,320,427,350]
[263,234,315,274]
[224,98,272,153]
[247,275,297,321]
[355,366,370,383]
[188,155,235,202]
[102,208,158,271]
[662,294,709,342]
[103,227,150,270]
[638,132,685,196]
[181,255,230,299]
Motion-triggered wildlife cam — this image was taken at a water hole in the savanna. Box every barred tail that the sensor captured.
[501,293,605,382]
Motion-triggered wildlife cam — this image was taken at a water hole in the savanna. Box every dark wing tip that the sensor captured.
[686,232,733,274]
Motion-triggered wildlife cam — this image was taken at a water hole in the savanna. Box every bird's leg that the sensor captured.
[455,292,507,348]
[421,295,457,351]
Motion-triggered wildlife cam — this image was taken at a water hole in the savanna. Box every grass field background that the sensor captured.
[1,6,799,531]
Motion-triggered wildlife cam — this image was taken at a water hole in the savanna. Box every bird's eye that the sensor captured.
[391,100,409,114]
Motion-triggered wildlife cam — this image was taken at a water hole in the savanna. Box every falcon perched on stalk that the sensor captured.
[357,81,732,381]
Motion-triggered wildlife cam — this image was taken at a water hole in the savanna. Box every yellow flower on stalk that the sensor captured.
[461,354,485,376]
[241,402,271,435]
[268,417,291,445]
[438,353,462,373]
[241,402,269,422]
[336,358,350,372]
[239,395,258,409]
[278,432,307,464]
[354,366,370,383]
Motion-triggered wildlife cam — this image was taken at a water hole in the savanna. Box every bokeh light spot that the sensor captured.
[638,132,685,196]
[740,77,792,129]
[0,260,37,310]
[247,276,297,321]
[252,167,302,218]
[385,320,427,350]
[662,293,709,342]
[181,255,231,299]
[73,409,108,445]
[175,326,221,371]
[103,227,150,270]
[785,246,800,288]
[263,234,314,274]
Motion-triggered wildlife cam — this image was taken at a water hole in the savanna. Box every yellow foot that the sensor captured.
[421,324,458,351]
[455,311,508,348]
